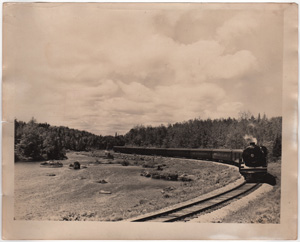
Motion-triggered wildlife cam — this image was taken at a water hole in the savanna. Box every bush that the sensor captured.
[106,153,114,159]
[151,172,161,179]
[142,171,179,181]
[121,160,130,166]
[74,161,81,169]
[166,173,178,181]
[142,161,156,168]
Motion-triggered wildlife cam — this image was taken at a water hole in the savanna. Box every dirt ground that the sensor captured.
[14,151,240,221]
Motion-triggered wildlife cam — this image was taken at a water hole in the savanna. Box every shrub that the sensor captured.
[142,161,156,168]
[151,172,161,179]
[106,153,114,159]
[166,173,178,181]
[74,161,81,169]
[121,160,130,166]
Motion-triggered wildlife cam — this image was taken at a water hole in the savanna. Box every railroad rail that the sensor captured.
[131,182,260,222]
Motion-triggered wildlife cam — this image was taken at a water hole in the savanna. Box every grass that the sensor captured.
[221,161,281,223]
[14,150,241,221]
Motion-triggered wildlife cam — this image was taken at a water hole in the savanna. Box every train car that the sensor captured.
[232,149,243,160]
[190,149,213,160]
[114,145,267,173]
[142,148,156,156]
[114,146,236,163]
[114,145,270,183]
[231,149,243,166]
[166,148,191,158]
[212,149,233,164]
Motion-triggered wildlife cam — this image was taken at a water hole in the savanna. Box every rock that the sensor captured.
[121,160,129,166]
[74,161,81,169]
[167,173,178,181]
[139,199,147,204]
[105,151,114,159]
[179,174,196,182]
[156,165,163,171]
[151,173,161,179]
[96,180,108,184]
[40,161,63,168]
[140,171,151,177]
[100,190,111,194]
[159,173,166,179]
[46,173,56,176]
[164,186,175,192]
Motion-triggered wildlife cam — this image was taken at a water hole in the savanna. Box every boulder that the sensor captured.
[100,190,111,194]
[46,173,56,176]
[73,161,81,170]
[179,174,196,182]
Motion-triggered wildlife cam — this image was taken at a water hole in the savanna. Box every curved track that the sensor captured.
[131,182,260,222]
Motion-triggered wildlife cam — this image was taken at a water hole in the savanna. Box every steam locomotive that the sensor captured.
[239,142,268,181]
[113,143,268,181]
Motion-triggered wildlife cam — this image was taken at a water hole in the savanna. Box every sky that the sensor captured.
[4,3,284,135]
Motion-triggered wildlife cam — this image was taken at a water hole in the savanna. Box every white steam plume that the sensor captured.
[243,134,257,144]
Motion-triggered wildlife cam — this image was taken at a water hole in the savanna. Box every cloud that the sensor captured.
[216,12,260,46]
[206,50,258,79]
[117,81,154,102]
[5,4,283,135]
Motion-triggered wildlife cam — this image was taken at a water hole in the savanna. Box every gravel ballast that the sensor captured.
[189,183,273,223]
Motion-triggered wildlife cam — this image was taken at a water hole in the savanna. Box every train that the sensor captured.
[113,146,243,165]
[113,143,268,182]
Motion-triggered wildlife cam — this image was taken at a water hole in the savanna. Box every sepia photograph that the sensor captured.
[2,2,297,240]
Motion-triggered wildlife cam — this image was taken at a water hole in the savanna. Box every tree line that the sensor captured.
[14,119,125,161]
[124,114,282,160]
[15,113,282,162]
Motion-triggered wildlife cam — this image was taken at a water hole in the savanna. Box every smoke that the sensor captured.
[243,134,257,144]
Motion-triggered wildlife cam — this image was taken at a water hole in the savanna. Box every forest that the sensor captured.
[124,114,282,160]
[14,119,125,161]
[15,113,282,161]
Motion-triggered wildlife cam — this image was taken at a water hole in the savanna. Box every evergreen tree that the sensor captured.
[14,119,126,161]
[272,135,282,158]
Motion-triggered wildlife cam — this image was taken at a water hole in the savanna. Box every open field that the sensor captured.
[14,150,241,221]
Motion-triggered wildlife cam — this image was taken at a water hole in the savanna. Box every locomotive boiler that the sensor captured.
[242,142,268,167]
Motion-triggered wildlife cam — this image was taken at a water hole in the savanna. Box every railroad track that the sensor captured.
[131,182,260,222]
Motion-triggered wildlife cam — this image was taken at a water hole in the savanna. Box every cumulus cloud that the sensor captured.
[117,81,153,102]
[206,50,258,79]
[6,4,283,134]
[216,12,260,46]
